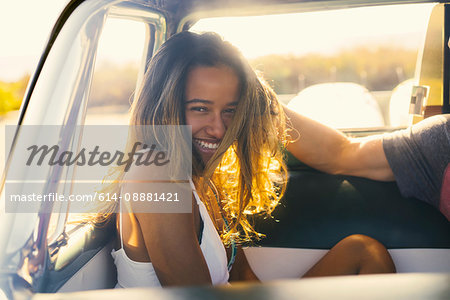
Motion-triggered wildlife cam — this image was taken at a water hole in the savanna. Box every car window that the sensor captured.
[84,17,145,125]
[189,3,436,129]
[0,0,167,285]
[41,6,166,271]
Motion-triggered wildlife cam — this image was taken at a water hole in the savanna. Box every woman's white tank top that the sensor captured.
[111,179,229,288]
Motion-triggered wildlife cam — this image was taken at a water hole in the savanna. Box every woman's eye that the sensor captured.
[223,108,236,114]
[191,106,207,112]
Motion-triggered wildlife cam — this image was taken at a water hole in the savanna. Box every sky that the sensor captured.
[0,0,69,82]
[0,0,435,82]
[192,4,434,58]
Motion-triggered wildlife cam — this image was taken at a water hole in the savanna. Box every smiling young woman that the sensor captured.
[185,65,239,164]
[100,31,395,288]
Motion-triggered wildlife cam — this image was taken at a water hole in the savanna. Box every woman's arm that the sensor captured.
[133,209,212,286]
[122,164,212,287]
[228,247,259,282]
[283,105,395,181]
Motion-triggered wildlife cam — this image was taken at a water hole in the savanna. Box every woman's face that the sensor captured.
[185,65,240,163]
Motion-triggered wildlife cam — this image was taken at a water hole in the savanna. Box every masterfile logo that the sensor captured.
[4,125,192,213]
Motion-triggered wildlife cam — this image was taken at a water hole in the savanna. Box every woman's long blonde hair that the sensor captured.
[101,31,289,245]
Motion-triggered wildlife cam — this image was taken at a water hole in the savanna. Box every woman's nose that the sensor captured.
[206,113,226,138]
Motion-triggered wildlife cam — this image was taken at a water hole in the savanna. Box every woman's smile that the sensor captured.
[193,138,220,150]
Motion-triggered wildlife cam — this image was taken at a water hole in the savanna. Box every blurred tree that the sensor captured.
[250,47,417,94]
[2,47,415,115]
[88,61,138,108]
[0,74,30,115]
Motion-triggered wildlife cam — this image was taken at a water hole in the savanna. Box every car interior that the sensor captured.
[0,0,449,298]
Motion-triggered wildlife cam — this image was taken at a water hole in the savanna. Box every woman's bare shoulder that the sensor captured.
[121,154,170,182]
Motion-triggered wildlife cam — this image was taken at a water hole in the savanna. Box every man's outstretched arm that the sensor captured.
[283,105,395,181]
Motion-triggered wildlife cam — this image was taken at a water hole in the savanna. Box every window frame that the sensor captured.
[0,0,168,292]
